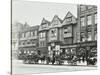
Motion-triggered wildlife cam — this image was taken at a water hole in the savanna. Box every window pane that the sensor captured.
[51,29,57,37]
[95,31,97,40]
[31,32,33,36]
[64,27,68,34]
[80,17,85,26]
[22,33,25,38]
[26,32,30,37]
[43,32,45,38]
[95,14,97,24]
[54,20,58,25]
[33,32,35,36]
[87,15,92,25]
[81,33,86,42]
[87,32,92,41]
[66,17,72,22]
[35,31,37,36]
[87,6,93,9]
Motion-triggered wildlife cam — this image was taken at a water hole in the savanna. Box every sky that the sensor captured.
[12,0,77,26]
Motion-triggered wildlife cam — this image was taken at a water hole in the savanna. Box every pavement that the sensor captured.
[12,59,97,75]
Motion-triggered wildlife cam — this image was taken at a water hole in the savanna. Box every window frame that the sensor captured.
[80,17,85,27]
[81,32,86,42]
[94,13,97,24]
[87,31,92,41]
[87,15,92,26]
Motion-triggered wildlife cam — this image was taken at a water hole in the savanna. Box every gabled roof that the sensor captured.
[51,15,63,24]
[63,11,76,21]
[62,11,77,25]
[41,18,50,25]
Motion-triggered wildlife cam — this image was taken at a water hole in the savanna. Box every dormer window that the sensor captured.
[64,27,68,34]
[63,26,72,38]
[54,20,58,25]
[66,17,72,22]
[41,23,47,29]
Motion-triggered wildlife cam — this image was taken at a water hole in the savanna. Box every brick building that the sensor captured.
[76,5,97,65]
[18,23,39,59]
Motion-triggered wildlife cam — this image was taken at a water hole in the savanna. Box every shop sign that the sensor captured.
[78,42,97,47]
[61,45,77,48]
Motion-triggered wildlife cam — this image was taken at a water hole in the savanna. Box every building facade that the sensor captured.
[12,22,24,59]
[18,23,39,59]
[77,5,97,65]
[47,15,62,57]
[38,18,50,56]
[60,12,77,57]
[14,4,97,65]
[46,12,78,58]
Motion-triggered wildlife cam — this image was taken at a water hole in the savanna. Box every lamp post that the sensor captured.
[51,43,55,65]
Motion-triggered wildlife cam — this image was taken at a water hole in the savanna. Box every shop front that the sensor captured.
[60,44,77,64]
[48,41,61,56]
[18,46,37,60]
[77,41,97,65]
[60,41,97,65]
